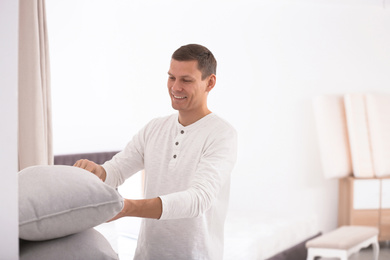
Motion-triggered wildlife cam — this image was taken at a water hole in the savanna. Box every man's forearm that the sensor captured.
[110,197,162,221]
[129,197,163,219]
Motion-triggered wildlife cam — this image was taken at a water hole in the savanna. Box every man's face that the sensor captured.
[167,59,211,113]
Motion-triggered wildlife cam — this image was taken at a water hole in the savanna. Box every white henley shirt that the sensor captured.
[102,113,237,260]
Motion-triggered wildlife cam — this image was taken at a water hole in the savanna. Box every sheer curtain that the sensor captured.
[18,0,53,170]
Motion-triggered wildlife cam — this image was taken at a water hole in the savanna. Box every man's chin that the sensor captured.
[171,102,184,111]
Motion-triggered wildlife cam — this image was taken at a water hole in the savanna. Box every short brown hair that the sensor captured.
[172,44,217,80]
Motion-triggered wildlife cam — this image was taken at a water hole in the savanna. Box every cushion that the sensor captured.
[20,228,119,260]
[344,94,375,177]
[306,226,378,249]
[312,95,352,179]
[19,165,123,241]
[366,93,390,177]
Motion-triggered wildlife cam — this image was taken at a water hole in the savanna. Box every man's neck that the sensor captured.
[178,109,212,127]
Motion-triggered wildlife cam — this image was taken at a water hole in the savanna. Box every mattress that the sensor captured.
[223,211,319,260]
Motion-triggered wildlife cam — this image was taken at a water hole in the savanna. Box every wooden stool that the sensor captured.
[305,226,379,260]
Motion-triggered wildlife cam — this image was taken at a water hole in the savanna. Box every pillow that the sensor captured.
[19,165,123,241]
[20,228,119,260]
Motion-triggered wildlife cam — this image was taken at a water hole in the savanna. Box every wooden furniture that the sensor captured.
[306,226,379,260]
[338,177,390,241]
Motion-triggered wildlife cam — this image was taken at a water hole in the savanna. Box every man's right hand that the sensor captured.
[73,159,107,182]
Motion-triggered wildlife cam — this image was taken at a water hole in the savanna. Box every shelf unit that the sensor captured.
[338,177,390,241]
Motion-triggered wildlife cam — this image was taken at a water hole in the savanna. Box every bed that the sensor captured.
[224,210,320,260]
[52,151,321,260]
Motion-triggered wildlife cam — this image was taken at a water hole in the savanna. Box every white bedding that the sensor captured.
[223,211,319,260]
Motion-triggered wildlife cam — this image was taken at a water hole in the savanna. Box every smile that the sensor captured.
[173,94,186,99]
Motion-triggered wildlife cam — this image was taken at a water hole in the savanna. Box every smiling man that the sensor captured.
[74,44,237,260]
[168,49,216,126]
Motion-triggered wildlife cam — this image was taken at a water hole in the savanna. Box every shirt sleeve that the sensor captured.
[159,126,237,220]
[102,127,146,188]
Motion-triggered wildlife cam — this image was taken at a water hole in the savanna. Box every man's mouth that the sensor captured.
[173,94,186,99]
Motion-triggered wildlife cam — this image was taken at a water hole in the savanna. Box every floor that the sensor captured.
[318,241,390,260]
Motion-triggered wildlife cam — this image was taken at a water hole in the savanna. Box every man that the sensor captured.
[74,44,237,259]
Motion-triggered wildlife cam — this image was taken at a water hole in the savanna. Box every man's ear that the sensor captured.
[206,74,216,92]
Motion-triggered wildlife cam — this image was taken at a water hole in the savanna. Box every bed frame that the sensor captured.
[54,151,119,166]
[266,232,321,260]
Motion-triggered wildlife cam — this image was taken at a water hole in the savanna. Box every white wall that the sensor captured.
[46,0,390,233]
[0,0,19,259]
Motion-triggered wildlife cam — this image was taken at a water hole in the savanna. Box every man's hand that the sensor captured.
[73,159,107,182]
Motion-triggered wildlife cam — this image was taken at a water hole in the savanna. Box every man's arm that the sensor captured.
[74,159,162,220]
[109,197,163,221]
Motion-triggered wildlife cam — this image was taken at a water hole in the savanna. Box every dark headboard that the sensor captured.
[54,151,120,166]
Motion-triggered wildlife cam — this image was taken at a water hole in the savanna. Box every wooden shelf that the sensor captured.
[338,177,390,241]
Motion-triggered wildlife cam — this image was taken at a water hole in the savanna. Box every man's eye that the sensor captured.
[183,79,192,83]
[169,77,175,80]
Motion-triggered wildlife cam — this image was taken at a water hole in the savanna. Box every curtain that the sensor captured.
[18,0,53,170]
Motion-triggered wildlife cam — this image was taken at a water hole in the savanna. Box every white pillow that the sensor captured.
[19,165,124,241]
[20,228,119,260]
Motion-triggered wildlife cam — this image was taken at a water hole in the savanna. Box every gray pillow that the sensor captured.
[19,165,123,241]
[20,228,119,260]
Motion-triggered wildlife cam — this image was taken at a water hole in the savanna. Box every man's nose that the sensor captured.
[171,81,182,92]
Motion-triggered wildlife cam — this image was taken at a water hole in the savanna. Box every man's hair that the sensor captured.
[172,44,217,80]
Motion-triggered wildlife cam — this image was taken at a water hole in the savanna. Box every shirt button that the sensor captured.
[181,130,184,134]
[175,142,179,145]
[173,155,177,159]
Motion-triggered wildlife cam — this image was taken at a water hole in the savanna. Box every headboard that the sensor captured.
[54,151,120,166]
